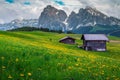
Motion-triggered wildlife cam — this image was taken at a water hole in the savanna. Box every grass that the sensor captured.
[0,31,120,80]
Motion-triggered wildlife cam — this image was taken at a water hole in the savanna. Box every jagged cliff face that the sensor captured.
[38,5,120,33]
[1,5,120,36]
[38,5,67,31]
[67,6,120,30]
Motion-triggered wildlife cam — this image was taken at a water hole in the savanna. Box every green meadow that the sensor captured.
[0,31,120,80]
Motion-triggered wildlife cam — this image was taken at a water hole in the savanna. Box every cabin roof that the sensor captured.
[81,34,109,41]
[59,36,75,41]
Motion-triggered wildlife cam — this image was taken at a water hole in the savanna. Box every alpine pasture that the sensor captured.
[0,31,120,80]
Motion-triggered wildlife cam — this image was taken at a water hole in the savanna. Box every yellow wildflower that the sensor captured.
[15,58,19,62]
[95,74,98,76]
[28,72,32,76]
[1,56,4,60]
[106,77,110,80]
[68,66,72,70]
[8,75,12,79]
[115,78,120,80]
[112,75,116,78]
[57,63,61,66]
[102,65,106,67]
[2,66,6,69]
[20,74,24,77]
[77,58,80,61]
[75,64,79,67]
[38,68,42,71]
[101,71,104,75]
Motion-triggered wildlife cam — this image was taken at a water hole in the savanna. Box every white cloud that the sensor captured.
[0,19,4,24]
[0,0,120,24]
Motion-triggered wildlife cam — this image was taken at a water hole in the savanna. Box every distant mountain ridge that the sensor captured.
[66,6,120,35]
[0,19,38,31]
[37,5,120,36]
[67,6,120,29]
[0,5,120,37]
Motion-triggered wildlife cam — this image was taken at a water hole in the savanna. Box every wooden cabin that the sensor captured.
[59,36,75,44]
[81,34,109,51]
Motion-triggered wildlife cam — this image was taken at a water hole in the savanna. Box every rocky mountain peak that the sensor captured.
[79,6,107,17]
[85,6,97,12]
[44,5,58,16]
[67,6,120,29]
[38,5,67,31]
[46,5,54,9]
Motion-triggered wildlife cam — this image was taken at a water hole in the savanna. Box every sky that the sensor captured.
[0,0,120,24]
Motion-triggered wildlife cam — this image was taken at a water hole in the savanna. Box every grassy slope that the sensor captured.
[0,31,120,80]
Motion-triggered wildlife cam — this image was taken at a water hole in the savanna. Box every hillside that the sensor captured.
[0,31,120,80]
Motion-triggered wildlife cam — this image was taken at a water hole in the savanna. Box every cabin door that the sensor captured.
[85,47,92,51]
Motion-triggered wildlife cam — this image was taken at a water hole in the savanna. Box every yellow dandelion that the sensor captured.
[112,75,116,78]
[68,66,72,70]
[101,72,104,75]
[2,66,6,69]
[115,78,120,80]
[28,72,32,76]
[38,68,42,71]
[106,77,110,80]
[95,73,98,76]
[57,63,61,66]
[1,56,5,60]
[77,58,80,61]
[20,74,24,77]
[8,75,12,79]
[75,64,79,67]
[102,65,106,67]
[15,58,19,62]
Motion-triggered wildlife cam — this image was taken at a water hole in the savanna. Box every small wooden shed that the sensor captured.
[59,36,75,44]
[81,34,109,51]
